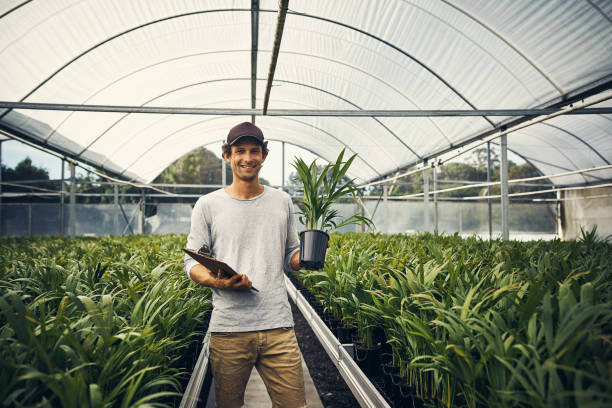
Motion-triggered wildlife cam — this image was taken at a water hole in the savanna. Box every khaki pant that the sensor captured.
[209,327,306,408]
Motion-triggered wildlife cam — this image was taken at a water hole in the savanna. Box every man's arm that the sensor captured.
[189,264,253,290]
[288,242,329,271]
[290,250,300,271]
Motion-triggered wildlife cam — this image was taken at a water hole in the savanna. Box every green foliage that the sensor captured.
[1,158,58,203]
[368,148,548,199]
[292,231,612,407]
[153,146,232,185]
[1,157,49,181]
[292,149,373,231]
[0,234,211,407]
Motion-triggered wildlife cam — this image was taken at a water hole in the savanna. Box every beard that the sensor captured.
[235,173,258,182]
[233,163,261,182]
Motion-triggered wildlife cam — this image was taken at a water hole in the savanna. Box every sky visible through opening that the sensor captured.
[0,138,321,186]
[2,136,529,188]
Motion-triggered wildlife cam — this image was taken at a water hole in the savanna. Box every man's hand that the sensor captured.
[290,241,331,271]
[188,264,252,291]
[215,271,252,291]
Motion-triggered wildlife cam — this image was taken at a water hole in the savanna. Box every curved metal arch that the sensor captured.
[1,0,85,55]
[586,0,612,25]
[262,79,422,159]
[161,92,406,170]
[144,136,344,183]
[3,7,494,131]
[488,141,549,180]
[541,122,610,165]
[144,136,342,184]
[518,152,606,183]
[438,0,564,95]
[284,9,496,128]
[44,49,249,142]
[46,48,454,150]
[119,115,229,175]
[263,116,381,176]
[115,93,399,175]
[0,8,248,122]
[75,77,237,156]
[262,138,334,166]
[121,115,372,180]
[397,0,540,101]
[515,129,589,183]
[518,153,575,173]
[0,0,31,20]
[279,52,452,145]
[72,71,423,161]
[74,77,423,170]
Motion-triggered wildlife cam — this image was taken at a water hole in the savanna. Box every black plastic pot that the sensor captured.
[382,362,400,403]
[354,343,382,378]
[299,229,330,270]
[335,325,357,344]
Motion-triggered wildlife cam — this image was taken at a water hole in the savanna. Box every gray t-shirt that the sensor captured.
[184,186,300,332]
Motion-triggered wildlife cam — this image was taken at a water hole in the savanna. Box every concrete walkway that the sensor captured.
[206,356,323,407]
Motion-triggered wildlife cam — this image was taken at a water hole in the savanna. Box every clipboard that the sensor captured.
[182,248,259,292]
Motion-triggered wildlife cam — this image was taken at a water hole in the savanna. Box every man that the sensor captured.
[184,122,306,408]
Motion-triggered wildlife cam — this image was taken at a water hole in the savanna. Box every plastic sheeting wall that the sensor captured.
[562,186,612,240]
[1,201,556,239]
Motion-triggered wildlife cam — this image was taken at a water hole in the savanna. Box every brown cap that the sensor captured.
[226,122,264,145]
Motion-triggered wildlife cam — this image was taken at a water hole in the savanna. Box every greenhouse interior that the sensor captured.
[1,1,611,407]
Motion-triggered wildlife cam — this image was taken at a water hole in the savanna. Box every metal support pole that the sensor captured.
[556,190,563,240]
[251,0,259,124]
[114,184,119,235]
[262,0,289,115]
[500,134,509,240]
[281,141,286,191]
[28,203,32,236]
[60,160,64,237]
[459,204,463,234]
[69,162,76,237]
[433,164,438,233]
[423,162,430,232]
[139,190,145,234]
[0,140,3,236]
[356,201,363,233]
[222,157,227,187]
[382,184,388,233]
[487,142,492,239]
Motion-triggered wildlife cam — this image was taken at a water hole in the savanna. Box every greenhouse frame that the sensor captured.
[1,1,611,407]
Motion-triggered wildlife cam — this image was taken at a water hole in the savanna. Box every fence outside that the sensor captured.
[0,199,557,239]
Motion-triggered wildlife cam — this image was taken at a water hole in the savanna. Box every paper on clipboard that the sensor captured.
[182,248,259,292]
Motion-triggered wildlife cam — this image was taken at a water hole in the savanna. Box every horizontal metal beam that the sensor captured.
[1,101,611,116]
[0,121,130,181]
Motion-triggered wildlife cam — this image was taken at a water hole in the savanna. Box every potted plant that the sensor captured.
[292,149,373,269]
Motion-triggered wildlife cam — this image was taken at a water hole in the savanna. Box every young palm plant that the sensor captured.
[293,148,372,231]
[293,149,373,269]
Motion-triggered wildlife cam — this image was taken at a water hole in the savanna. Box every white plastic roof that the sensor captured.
[0,0,611,185]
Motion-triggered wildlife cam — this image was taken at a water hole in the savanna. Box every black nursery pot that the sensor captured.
[354,343,382,378]
[299,229,330,270]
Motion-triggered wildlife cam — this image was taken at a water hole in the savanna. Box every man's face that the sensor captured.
[225,139,267,182]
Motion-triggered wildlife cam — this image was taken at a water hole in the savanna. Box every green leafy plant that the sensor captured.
[292,232,612,407]
[292,149,373,231]
[0,234,212,407]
